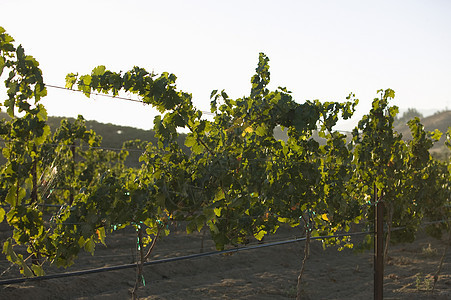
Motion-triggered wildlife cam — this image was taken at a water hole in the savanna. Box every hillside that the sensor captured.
[394,110,451,160]
[0,112,187,168]
[394,110,451,141]
[46,116,162,168]
[275,109,451,160]
[1,110,450,163]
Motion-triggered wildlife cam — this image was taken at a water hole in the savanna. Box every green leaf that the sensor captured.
[5,186,17,206]
[36,105,48,121]
[34,83,47,101]
[31,264,45,276]
[79,75,92,96]
[84,238,95,254]
[97,227,107,246]
[255,125,266,136]
[0,208,4,223]
[214,207,222,217]
[208,221,219,234]
[20,261,35,277]
[34,124,51,145]
[78,236,86,248]
[384,89,395,99]
[254,229,267,241]
[203,208,216,222]
[0,56,5,77]
[221,90,228,99]
[429,129,442,142]
[195,215,205,232]
[65,73,78,89]
[186,221,197,234]
[191,142,205,155]
[91,65,106,76]
[214,189,225,202]
[277,217,290,223]
[3,239,19,263]
[210,89,218,99]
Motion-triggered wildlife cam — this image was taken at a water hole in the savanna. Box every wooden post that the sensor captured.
[374,186,384,300]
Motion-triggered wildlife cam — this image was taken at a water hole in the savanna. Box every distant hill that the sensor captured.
[274,110,451,160]
[45,115,158,147]
[46,116,161,167]
[394,110,451,160]
[394,110,451,140]
[1,110,449,164]
[0,112,187,168]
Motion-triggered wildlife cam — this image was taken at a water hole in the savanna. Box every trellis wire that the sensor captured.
[0,231,370,285]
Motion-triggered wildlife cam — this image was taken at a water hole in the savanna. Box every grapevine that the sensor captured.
[1,26,450,299]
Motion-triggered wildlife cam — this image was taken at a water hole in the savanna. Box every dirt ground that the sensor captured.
[0,224,450,300]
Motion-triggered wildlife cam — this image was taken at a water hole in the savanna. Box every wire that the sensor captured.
[44,83,356,129]
[0,231,370,286]
[45,83,216,116]
[3,83,353,141]
[45,84,144,104]
[0,219,448,285]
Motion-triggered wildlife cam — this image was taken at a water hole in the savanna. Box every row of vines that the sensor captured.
[1,26,450,299]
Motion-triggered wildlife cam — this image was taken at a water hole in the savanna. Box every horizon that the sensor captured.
[1,105,447,133]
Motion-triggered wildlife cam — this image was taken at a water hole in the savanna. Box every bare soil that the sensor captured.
[0,224,450,300]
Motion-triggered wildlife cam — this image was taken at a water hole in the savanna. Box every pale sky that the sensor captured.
[1,0,451,131]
